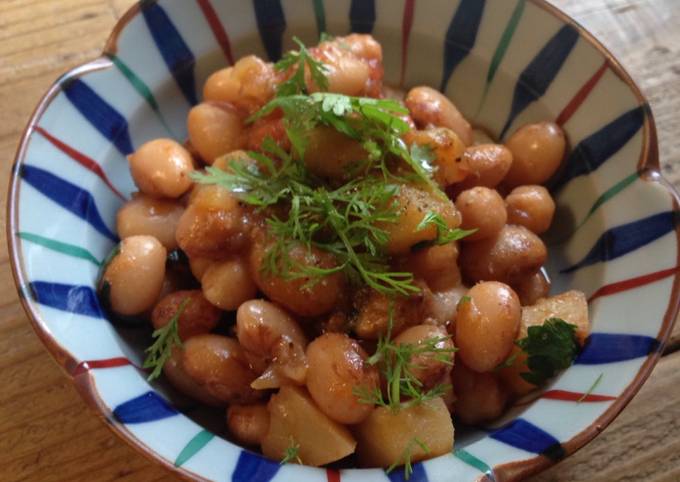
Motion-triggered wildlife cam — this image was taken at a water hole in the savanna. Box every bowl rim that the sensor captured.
[6,1,680,481]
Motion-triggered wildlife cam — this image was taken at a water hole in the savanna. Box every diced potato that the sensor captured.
[261,385,356,466]
[354,397,454,468]
[499,290,590,397]
[521,290,590,345]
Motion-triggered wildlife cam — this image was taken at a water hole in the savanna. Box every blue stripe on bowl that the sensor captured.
[490,419,564,461]
[113,391,179,424]
[253,0,286,62]
[550,106,645,192]
[575,334,660,364]
[62,78,134,155]
[561,211,677,273]
[29,281,105,318]
[440,0,486,92]
[231,450,280,482]
[499,24,579,139]
[141,1,198,106]
[388,462,428,482]
[20,165,118,242]
[350,0,376,34]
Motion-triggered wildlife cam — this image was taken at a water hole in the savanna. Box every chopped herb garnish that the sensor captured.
[142,298,189,381]
[577,373,604,403]
[386,437,430,480]
[416,211,477,245]
[193,38,461,296]
[274,37,328,96]
[515,318,579,386]
[458,295,471,306]
[280,437,302,464]
[355,306,457,410]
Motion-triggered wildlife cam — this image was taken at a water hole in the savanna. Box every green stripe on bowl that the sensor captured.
[18,232,101,266]
[174,429,214,467]
[454,448,493,475]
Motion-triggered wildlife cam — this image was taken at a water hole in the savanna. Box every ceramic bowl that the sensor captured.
[8,0,680,481]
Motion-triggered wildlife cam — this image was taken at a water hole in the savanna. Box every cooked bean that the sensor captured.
[236,300,307,355]
[189,256,212,281]
[403,243,460,292]
[312,36,380,97]
[505,185,555,234]
[236,299,308,386]
[504,122,565,186]
[303,126,368,180]
[202,258,257,310]
[127,139,194,198]
[187,102,246,164]
[456,281,520,372]
[163,347,225,407]
[497,345,535,397]
[151,290,220,340]
[512,269,550,306]
[452,362,508,424]
[454,144,513,192]
[203,55,276,114]
[404,128,468,187]
[227,403,270,446]
[306,333,380,424]
[342,33,383,62]
[182,334,261,403]
[249,239,344,317]
[382,184,461,255]
[460,224,547,284]
[455,187,507,241]
[116,194,184,249]
[394,325,454,390]
[100,235,166,316]
[405,86,472,145]
[175,184,250,259]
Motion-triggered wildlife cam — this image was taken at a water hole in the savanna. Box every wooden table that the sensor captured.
[1,1,678,480]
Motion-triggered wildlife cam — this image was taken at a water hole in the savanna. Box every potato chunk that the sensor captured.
[521,290,590,345]
[261,386,356,466]
[354,397,453,468]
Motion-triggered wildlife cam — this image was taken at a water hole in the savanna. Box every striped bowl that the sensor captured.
[7,0,679,481]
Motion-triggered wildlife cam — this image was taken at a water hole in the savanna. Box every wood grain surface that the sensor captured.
[0,1,678,481]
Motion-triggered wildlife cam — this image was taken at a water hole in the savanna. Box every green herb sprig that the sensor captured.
[416,211,477,245]
[142,299,189,381]
[280,437,302,464]
[274,37,329,96]
[386,437,430,480]
[354,306,457,410]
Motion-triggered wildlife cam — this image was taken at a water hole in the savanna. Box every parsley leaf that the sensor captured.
[516,318,579,385]
[142,298,190,381]
[274,37,328,96]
